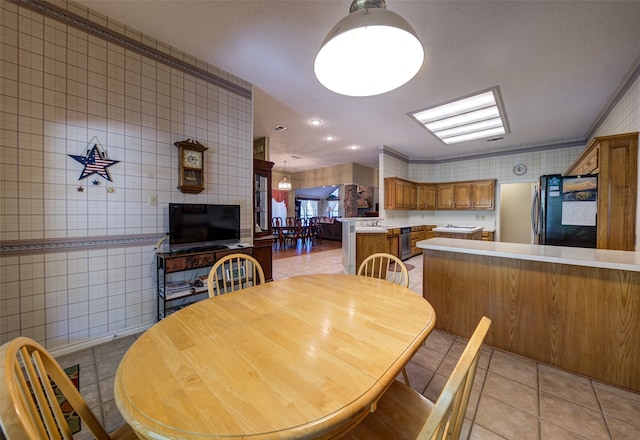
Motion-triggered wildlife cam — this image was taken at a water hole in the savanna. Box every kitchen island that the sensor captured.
[418,238,640,392]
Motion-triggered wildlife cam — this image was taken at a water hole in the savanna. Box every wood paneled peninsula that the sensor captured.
[418,238,640,392]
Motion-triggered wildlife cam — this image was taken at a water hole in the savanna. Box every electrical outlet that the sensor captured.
[149,194,158,206]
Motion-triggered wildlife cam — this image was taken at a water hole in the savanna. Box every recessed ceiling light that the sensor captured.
[408,86,510,144]
[310,119,322,126]
[348,145,360,150]
[272,125,287,132]
[324,135,336,141]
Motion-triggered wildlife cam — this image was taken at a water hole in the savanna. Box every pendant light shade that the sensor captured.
[278,161,292,191]
[314,0,424,97]
[278,176,292,191]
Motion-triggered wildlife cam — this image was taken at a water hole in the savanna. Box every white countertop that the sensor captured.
[432,225,483,233]
[417,238,640,272]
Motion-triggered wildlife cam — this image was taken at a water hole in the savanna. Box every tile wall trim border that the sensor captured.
[7,0,252,100]
[384,139,585,165]
[0,229,255,257]
[0,234,164,257]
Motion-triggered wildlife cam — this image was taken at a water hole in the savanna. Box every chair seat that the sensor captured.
[343,380,434,440]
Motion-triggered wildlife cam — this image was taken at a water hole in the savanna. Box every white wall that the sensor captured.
[0,1,253,350]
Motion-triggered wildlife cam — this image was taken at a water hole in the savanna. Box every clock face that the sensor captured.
[513,163,527,176]
[183,150,203,169]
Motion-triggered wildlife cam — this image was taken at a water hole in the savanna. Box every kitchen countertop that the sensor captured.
[432,225,483,233]
[417,237,640,272]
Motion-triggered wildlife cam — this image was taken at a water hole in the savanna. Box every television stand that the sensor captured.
[170,244,228,255]
[156,246,253,320]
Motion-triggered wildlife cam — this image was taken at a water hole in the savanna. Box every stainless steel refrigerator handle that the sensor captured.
[531,185,540,236]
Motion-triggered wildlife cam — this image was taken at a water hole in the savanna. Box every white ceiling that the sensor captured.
[75,1,640,173]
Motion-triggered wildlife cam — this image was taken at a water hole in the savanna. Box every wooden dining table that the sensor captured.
[114,274,436,439]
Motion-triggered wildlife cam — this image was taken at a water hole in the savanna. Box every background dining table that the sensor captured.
[114,273,436,439]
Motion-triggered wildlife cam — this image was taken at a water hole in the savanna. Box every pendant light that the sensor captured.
[278,161,292,191]
[314,0,424,97]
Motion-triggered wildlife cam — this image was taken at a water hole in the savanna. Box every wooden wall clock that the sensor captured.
[175,139,208,194]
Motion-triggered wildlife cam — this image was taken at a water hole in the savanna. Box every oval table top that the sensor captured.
[114,274,436,439]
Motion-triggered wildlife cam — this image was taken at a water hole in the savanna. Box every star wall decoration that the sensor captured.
[69,143,120,182]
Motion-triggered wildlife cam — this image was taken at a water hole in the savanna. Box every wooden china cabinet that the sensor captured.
[253,159,275,281]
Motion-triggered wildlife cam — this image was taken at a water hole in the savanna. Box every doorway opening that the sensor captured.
[499,181,537,244]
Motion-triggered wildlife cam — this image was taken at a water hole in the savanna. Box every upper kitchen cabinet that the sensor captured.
[417,183,437,210]
[565,132,638,251]
[384,177,417,210]
[436,183,455,209]
[471,179,496,209]
[437,180,496,211]
[387,178,495,211]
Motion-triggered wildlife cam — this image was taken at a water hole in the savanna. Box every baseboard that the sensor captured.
[48,323,153,358]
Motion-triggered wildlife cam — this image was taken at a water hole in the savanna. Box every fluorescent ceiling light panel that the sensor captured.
[409,87,510,144]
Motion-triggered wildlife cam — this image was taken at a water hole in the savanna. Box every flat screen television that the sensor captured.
[169,203,240,252]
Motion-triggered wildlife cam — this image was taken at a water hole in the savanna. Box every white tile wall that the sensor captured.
[1,1,253,349]
[380,144,584,227]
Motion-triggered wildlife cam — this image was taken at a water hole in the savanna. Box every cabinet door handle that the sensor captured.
[186,258,196,265]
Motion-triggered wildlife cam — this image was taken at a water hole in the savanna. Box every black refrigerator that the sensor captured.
[532,174,598,248]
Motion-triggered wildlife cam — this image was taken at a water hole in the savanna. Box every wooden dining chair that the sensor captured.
[207,253,265,297]
[357,252,411,384]
[342,317,491,440]
[358,253,409,288]
[0,336,137,440]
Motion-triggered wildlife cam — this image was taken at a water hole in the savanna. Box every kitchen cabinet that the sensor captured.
[471,180,496,209]
[436,184,455,209]
[384,177,417,210]
[434,229,482,240]
[387,228,400,258]
[454,183,472,209]
[564,132,638,251]
[436,180,496,210]
[356,233,389,270]
[417,183,437,210]
[482,230,495,241]
[387,178,495,211]
[410,226,432,256]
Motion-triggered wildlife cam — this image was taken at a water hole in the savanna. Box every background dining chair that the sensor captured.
[343,317,491,440]
[358,253,409,288]
[207,254,265,297]
[271,217,284,248]
[0,336,136,440]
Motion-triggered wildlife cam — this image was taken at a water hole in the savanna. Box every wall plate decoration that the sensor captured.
[513,163,527,176]
[69,138,120,182]
[175,139,208,194]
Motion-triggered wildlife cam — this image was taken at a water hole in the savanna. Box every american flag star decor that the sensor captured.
[69,144,120,182]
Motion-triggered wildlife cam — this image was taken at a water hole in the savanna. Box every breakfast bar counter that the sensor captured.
[418,238,640,392]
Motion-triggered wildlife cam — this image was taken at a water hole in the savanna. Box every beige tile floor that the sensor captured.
[56,247,640,440]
